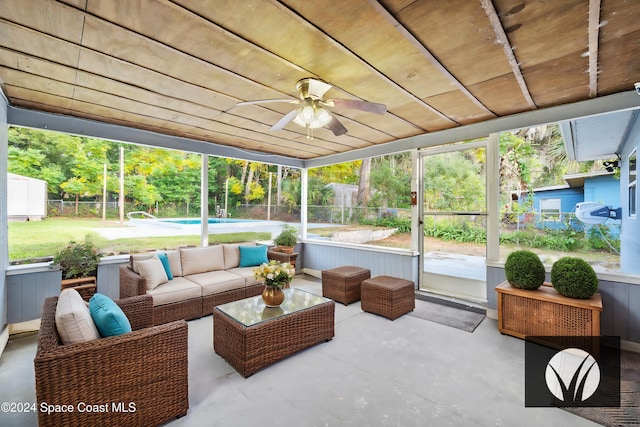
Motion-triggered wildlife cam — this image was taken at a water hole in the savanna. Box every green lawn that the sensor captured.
[8,218,271,263]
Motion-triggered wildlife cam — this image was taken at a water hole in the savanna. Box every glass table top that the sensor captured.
[215,288,331,327]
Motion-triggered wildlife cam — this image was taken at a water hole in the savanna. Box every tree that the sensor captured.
[357,158,371,206]
[147,152,201,213]
[308,161,361,185]
[370,153,412,208]
[423,152,484,211]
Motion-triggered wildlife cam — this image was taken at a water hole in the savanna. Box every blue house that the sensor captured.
[561,110,639,275]
[529,170,621,236]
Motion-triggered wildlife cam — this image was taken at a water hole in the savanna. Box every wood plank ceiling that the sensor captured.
[0,0,639,161]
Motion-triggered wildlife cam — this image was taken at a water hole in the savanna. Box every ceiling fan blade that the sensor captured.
[325,98,387,115]
[327,113,348,136]
[236,99,299,106]
[270,109,298,131]
[307,78,333,99]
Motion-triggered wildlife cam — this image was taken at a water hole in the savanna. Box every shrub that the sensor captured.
[369,216,411,233]
[53,235,101,279]
[550,257,599,299]
[504,250,545,290]
[587,225,620,253]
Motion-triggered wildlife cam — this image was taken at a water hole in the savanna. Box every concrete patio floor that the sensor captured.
[0,275,598,427]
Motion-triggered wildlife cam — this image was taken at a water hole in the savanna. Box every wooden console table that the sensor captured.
[496,282,602,339]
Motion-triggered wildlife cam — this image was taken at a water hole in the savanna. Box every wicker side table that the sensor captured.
[322,266,371,305]
[361,276,415,320]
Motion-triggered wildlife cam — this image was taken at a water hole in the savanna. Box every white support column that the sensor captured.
[200,154,208,247]
[119,146,124,225]
[301,168,308,240]
[411,149,421,252]
[267,172,272,221]
[486,132,501,263]
[1,90,9,357]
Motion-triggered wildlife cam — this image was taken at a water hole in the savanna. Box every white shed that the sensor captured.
[326,183,358,208]
[8,173,47,221]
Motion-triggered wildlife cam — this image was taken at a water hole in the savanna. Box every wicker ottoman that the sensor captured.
[322,266,371,305]
[361,276,415,320]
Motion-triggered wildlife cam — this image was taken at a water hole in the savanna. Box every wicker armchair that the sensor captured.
[34,294,189,427]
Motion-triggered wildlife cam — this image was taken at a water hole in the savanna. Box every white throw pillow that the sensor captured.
[135,256,169,290]
[130,252,156,273]
[55,288,101,345]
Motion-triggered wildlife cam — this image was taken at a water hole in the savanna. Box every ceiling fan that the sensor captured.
[236,78,387,139]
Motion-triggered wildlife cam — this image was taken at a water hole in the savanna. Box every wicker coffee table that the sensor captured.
[213,288,335,377]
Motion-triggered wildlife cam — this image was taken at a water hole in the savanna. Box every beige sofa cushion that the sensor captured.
[222,244,240,269]
[180,245,224,276]
[223,243,256,269]
[146,277,202,306]
[186,270,245,296]
[227,267,261,286]
[55,288,101,345]
[135,256,169,290]
[166,250,182,277]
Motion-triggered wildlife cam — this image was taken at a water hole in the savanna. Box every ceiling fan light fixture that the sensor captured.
[298,105,315,124]
[311,107,332,128]
[293,106,332,129]
[239,77,386,136]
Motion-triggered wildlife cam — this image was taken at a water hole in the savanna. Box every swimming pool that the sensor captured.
[158,218,259,225]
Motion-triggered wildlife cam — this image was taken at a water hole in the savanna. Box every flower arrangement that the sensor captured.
[253,260,295,288]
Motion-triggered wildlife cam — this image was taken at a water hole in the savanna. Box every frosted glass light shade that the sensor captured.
[293,107,332,129]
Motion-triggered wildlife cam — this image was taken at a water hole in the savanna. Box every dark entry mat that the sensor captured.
[409,299,485,332]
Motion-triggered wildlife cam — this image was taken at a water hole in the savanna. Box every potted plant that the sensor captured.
[504,250,545,290]
[53,235,102,300]
[273,225,298,254]
[551,256,599,299]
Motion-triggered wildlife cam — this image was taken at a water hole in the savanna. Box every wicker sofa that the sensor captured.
[119,244,295,324]
[35,294,188,427]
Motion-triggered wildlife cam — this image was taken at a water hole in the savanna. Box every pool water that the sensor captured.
[159,218,258,225]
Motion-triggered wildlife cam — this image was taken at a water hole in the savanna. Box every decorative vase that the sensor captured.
[262,285,285,307]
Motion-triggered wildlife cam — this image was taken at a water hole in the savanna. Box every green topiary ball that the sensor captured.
[550,257,599,299]
[504,250,545,290]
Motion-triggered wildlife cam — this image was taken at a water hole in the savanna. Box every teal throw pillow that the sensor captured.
[89,293,132,337]
[239,245,268,267]
[157,252,173,280]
